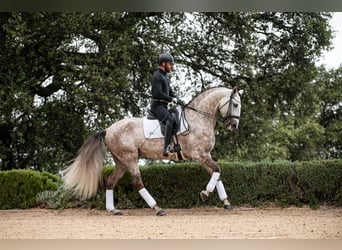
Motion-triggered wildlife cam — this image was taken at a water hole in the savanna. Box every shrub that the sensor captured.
[0,169,59,209]
[1,160,341,209]
[107,160,342,209]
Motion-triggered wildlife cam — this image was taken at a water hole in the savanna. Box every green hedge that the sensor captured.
[0,160,341,209]
[106,160,342,209]
[0,169,59,209]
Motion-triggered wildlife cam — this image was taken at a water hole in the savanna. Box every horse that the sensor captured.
[63,86,242,216]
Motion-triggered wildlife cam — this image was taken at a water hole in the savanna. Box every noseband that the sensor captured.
[219,92,241,125]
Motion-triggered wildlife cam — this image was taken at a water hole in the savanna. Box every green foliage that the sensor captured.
[0,12,161,171]
[36,187,106,210]
[316,66,342,159]
[1,160,341,209]
[0,12,339,173]
[0,169,59,209]
[36,189,69,209]
[100,160,342,209]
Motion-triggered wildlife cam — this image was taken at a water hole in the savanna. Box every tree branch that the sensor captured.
[34,75,63,97]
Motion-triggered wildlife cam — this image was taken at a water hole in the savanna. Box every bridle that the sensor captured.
[219,92,241,127]
[184,91,241,125]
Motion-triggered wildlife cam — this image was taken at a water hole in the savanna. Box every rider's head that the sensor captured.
[158,52,174,73]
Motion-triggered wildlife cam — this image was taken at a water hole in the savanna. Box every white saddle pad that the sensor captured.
[143,107,189,139]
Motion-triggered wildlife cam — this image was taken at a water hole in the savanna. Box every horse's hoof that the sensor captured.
[108,209,123,216]
[156,208,166,216]
[114,210,123,216]
[224,204,233,210]
[200,190,209,202]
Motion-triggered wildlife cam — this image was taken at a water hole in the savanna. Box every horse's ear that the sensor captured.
[233,86,238,94]
[238,89,244,96]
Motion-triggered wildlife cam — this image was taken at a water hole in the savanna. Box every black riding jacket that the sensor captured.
[151,68,176,104]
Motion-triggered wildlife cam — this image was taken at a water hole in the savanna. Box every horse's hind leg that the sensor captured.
[105,161,126,215]
[128,165,166,216]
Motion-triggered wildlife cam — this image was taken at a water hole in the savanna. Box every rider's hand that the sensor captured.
[171,97,178,106]
[177,98,185,106]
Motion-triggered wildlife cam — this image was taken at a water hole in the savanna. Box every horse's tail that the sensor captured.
[63,131,106,200]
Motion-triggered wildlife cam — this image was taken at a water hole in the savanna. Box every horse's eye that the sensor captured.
[233,103,238,108]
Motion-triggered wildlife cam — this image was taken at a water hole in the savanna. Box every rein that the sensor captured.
[184,105,217,120]
[184,92,241,123]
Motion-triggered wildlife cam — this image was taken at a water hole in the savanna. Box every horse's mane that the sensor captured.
[186,86,232,106]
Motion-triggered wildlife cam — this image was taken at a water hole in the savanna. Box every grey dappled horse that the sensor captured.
[63,86,242,216]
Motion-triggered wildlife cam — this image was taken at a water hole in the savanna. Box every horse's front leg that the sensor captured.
[198,153,233,210]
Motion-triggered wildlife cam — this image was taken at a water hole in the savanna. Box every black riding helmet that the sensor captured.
[158,52,174,65]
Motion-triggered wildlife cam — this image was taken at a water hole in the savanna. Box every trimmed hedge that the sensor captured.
[0,160,341,209]
[105,160,342,209]
[0,169,59,209]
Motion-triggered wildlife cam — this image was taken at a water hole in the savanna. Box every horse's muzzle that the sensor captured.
[227,118,239,131]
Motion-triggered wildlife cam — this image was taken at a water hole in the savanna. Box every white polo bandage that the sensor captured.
[216,180,228,201]
[206,172,220,192]
[139,188,157,208]
[106,190,115,211]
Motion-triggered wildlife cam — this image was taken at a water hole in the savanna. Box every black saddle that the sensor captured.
[147,109,158,120]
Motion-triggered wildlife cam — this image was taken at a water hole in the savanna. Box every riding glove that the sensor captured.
[176,98,185,106]
[171,97,185,106]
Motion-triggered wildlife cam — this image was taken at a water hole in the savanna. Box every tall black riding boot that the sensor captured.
[163,121,173,156]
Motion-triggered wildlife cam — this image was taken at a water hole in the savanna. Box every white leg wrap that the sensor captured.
[216,180,228,201]
[139,188,157,208]
[106,190,115,211]
[206,172,220,192]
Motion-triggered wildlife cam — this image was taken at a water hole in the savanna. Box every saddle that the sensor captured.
[146,108,180,136]
[143,106,188,138]
[143,107,189,161]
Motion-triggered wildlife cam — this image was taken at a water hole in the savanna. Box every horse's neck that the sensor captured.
[192,88,229,115]
[184,88,230,131]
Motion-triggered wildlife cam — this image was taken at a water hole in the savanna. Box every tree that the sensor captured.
[189,13,334,161]
[0,12,165,171]
[316,66,342,159]
[0,12,335,171]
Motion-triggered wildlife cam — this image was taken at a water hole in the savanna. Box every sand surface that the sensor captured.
[1,206,341,239]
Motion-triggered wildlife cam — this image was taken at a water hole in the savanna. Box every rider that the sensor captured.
[150,52,184,156]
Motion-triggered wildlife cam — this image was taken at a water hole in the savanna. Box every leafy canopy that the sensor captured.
[0,12,338,172]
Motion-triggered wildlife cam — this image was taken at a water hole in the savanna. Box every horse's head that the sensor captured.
[219,86,243,131]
